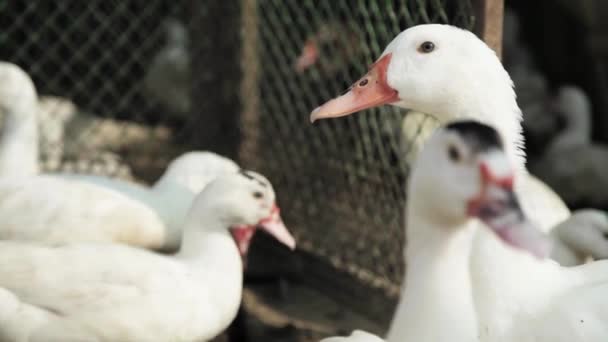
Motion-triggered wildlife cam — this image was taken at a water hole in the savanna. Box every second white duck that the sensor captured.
[0,151,239,251]
[325,121,608,342]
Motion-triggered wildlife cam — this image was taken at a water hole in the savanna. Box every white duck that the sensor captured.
[0,170,295,342]
[0,62,241,250]
[0,62,39,177]
[532,85,608,207]
[0,151,239,251]
[550,209,608,266]
[309,24,608,265]
[323,121,552,342]
[143,18,190,117]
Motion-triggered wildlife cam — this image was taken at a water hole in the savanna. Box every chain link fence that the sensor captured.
[1,1,194,181]
[2,0,479,301]
[240,0,476,296]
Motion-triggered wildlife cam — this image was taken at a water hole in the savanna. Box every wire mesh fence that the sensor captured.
[2,0,478,299]
[240,0,477,295]
[1,1,195,181]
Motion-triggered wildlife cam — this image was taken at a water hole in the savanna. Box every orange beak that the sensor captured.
[310,53,399,123]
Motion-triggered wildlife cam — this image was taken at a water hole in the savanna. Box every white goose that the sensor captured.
[0,170,295,342]
[309,24,608,265]
[323,121,552,341]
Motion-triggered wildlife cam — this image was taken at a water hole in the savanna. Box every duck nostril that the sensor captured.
[358,78,369,87]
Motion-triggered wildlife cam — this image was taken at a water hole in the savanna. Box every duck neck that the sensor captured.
[176,213,243,324]
[176,214,242,271]
[552,102,591,149]
[150,181,197,250]
[386,202,478,342]
[0,96,38,177]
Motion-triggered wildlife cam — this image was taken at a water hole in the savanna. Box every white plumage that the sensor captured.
[0,171,295,341]
[323,122,608,342]
[0,151,239,251]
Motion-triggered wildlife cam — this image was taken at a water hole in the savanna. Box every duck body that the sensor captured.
[471,228,608,342]
[0,171,295,341]
[0,239,242,342]
[330,121,608,342]
[0,150,238,250]
[0,175,168,249]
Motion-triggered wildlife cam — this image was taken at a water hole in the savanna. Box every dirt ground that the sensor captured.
[213,279,386,342]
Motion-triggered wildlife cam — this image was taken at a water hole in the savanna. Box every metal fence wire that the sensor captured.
[2,1,476,296]
[240,0,476,295]
[1,1,195,181]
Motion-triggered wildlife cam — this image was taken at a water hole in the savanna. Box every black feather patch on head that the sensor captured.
[238,169,268,188]
[445,120,503,152]
[238,169,255,180]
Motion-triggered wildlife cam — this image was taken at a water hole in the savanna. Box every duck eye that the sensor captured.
[418,41,435,53]
[448,145,461,162]
[252,191,264,199]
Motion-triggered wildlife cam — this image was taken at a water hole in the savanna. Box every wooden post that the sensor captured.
[189,1,242,159]
[238,0,260,166]
[474,0,504,59]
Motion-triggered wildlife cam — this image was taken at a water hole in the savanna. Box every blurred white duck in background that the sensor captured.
[310,24,608,265]
[143,18,190,118]
[0,61,240,251]
[0,171,295,342]
[0,151,239,251]
[59,151,240,250]
[532,86,608,207]
[398,110,439,166]
[325,121,608,342]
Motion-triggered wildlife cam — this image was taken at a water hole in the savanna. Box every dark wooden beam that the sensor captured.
[239,0,260,165]
[189,1,242,159]
[474,0,505,59]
